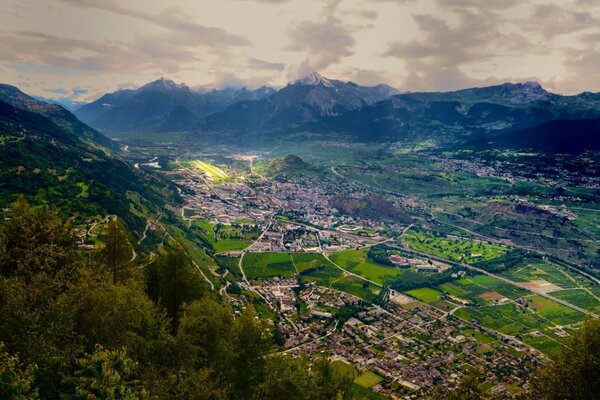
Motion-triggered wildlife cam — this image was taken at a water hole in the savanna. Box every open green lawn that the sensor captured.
[351,384,390,400]
[243,252,295,279]
[354,370,383,389]
[462,328,497,344]
[406,287,442,303]
[404,231,508,264]
[212,239,251,253]
[330,249,403,284]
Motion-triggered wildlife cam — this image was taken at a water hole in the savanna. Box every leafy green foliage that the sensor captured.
[0,198,78,282]
[0,342,38,400]
[529,319,600,399]
[145,242,208,332]
[98,218,134,284]
[65,345,148,400]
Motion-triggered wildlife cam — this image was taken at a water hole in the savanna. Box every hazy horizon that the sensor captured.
[1,0,599,103]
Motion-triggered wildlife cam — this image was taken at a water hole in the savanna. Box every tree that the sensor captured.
[176,297,234,369]
[256,356,353,400]
[56,278,168,357]
[144,241,207,332]
[0,198,77,282]
[98,218,134,284]
[428,369,484,400]
[0,342,38,400]
[529,319,600,400]
[65,345,149,400]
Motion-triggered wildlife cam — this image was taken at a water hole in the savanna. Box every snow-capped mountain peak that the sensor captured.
[294,72,335,88]
[139,77,189,92]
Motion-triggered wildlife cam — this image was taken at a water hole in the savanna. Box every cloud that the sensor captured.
[284,16,356,79]
[383,5,543,91]
[58,0,251,48]
[0,30,199,74]
[524,4,599,38]
[246,58,286,71]
[233,0,289,3]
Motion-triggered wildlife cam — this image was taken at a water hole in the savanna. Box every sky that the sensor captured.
[1,0,600,103]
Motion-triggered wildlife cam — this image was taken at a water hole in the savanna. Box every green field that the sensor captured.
[404,231,508,264]
[406,287,442,303]
[292,253,337,273]
[299,261,343,286]
[454,304,550,336]
[525,295,586,326]
[331,275,378,302]
[500,260,578,289]
[439,275,529,306]
[194,220,254,252]
[550,289,600,312]
[522,333,564,355]
[330,249,403,284]
[463,328,497,344]
[192,160,229,182]
[243,252,295,279]
[354,370,383,389]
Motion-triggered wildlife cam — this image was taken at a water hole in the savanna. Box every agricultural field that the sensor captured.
[438,275,529,306]
[549,289,600,313]
[298,259,344,286]
[499,260,579,289]
[454,304,550,336]
[404,231,508,264]
[330,249,404,284]
[331,275,378,302]
[292,253,337,274]
[525,295,586,326]
[194,220,256,252]
[243,252,295,280]
[331,361,387,400]
[522,333,565,355]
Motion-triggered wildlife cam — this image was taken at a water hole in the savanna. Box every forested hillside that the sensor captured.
[0,200,354,399]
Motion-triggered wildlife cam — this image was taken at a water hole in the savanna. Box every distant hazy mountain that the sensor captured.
[301,82,600,144]
[0,86,174,235]
[74,76,600,153]
[469,118,600,153]
[75,78,275,133]
[0,84,118,150]
[198,72,399,134]
[33,96,85,112]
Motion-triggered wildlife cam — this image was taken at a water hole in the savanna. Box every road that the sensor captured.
[239,220,273,285]
[193,260,215,291]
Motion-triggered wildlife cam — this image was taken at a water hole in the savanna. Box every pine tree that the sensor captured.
[99,218,134,284]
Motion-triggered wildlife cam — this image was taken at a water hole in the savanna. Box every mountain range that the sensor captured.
[75,78,276,133]
[68,74,600,152]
